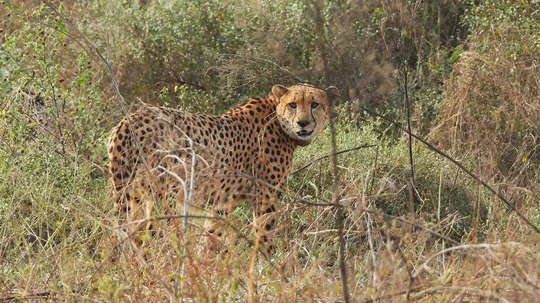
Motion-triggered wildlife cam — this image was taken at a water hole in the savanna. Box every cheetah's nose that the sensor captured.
[297,120,310,128]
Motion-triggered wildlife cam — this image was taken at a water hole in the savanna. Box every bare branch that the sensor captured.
[290,144,375,175]
[327,90,351,303]
[411,286,510,303]
[411,242,523,279]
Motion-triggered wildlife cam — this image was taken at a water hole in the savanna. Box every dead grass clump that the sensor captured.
[2,2,539,302]
[431,24,540,187]
[409,242,540,302]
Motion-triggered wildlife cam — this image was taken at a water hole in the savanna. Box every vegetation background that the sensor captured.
[1,0,539,301]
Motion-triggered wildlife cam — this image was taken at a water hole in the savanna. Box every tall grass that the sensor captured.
[1,0,538,302]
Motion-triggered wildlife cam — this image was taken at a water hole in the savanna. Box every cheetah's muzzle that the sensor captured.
[297,129,313,137]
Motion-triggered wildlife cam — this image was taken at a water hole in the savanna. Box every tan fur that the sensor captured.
[107,84,337,250]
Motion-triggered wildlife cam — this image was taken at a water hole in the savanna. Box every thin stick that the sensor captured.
[365,213,377,286]
[371,209,458,245]
[361,288,423,302]
[368,145,379,196]
[328,92,351,303]
[402,64,416,213]
[410,286,510,302]
[0,291,53,302]
[411,242,522,279]
[290,144,375,175]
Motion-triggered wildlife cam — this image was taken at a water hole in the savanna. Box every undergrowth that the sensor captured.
[1,0,539,302]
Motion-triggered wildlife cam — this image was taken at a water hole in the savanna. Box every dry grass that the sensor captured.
[431,24,540,185]
[1,1,539,302]
[3,123,539,302]
[3,176,538,302]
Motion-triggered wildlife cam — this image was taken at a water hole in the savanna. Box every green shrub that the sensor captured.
[0,2,110,288]
[80,0,243,111]
[0,1,538,301]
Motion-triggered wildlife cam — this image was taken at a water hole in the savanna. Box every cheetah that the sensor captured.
[108,84,338,251]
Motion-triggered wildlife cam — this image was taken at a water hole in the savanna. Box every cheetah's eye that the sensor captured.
[288,102,297,109]
[311,102,319,109]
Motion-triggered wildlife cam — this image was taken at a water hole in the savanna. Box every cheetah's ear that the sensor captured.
[326,86,340,105]
[272,85,289,99]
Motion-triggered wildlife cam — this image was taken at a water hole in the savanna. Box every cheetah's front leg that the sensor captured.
[254,187,279,255]
[205,190,249,249]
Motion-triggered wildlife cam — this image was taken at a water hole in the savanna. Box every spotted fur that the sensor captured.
[108,84,338,250]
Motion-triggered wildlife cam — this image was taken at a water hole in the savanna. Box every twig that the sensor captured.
[411,242,521,279]
[300,205,458,245]
[370,209,458,245]
[328,91,351,303]
[305,229,366,235]
[361,288,423,302]
[368,145,379,196]
[401,64,416,213]
[0,291,53,302]
[410,286,510,302]
[290,144,375,175]
[395,243,415,301]
[232,173,340,207]
[365,213,377,287]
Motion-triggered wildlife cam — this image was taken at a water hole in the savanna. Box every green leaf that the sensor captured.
[56,19,66,37]
[449,45,463,63]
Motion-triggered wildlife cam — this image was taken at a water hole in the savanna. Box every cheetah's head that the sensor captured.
[273,84,339,146]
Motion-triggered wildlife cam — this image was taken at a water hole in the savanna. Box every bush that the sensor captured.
[0,2,110,288]
[431,0,540,188]
[0,0,538,301]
